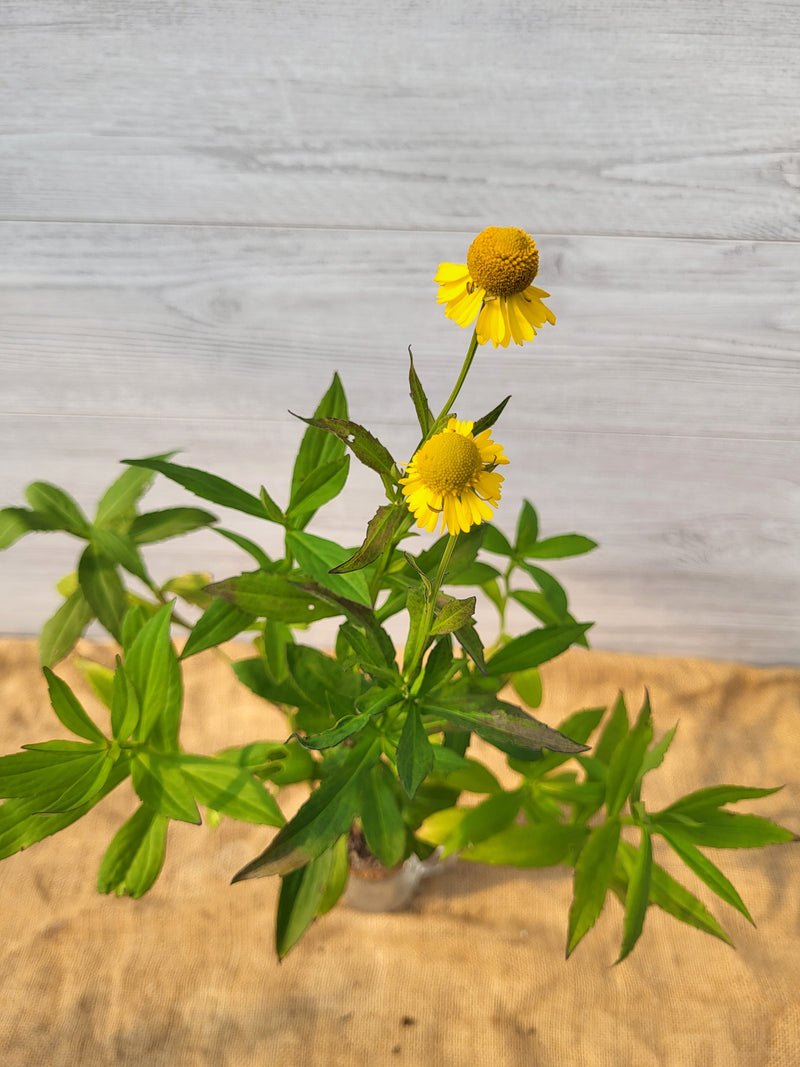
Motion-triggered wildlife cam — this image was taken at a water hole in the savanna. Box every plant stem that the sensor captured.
[405,533,458,688]
[430,327,480,437]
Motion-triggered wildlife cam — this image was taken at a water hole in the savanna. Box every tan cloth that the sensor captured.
[1,639,798,1066]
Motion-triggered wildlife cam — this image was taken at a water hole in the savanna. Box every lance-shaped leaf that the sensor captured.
[175,756,284,826]
[290,374,348,500]
[339,621,398,675]
[131,751,200,824]
[111,657,140,740]
[453,620,487,674]
[421,697,588,760]
[78,544,127,641]
[207,572,340,625]
[232,738,381,880]
[420,790,522,859]
[129,507,217,544]
[472,395,511,436]
[330,504,409,574]
[291,415,396,480]
[293,580,396,663]
[615,839,733,945]
[402,585,428,675]
[654,810,795,849]
[605,692,653,817]
[460,819,586,867]
[91,527,150,583]
[293,687,400,751]
[259,486,285,524]
[287,529,371,606]
[287,456,350,525]
[659,826,755,924]
[97,804,168,899]
[659,784,785,817]
[567,817,621,956]
[125,603,182,747]
[213,527,273,568]
[523,534,598,560]
[515,500,539,556]
[123,457,267,519]
[616,828,653,964]
[43,667,106,742]
[397,704,434,797]
[486,623,592,676]
[430,594,476,636]
[180,599,257,659]
[408,348,434,435]
[275,843,343,959]
[94,461,165,529]
[0,506,52,549]
[39,588,94,668]
[361,762,406,869]
[25,482,91,537]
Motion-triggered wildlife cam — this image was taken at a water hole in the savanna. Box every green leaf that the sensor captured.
[291,415,396,479]
[78,545,127,641]
[275,843,341,959]
[91,527,150,583]
[361,762,406,868]
[429,745,500,793]
[0,761,130,860]
[339,622,397,676]
[637,723,678,786]
[125,604,182,746]
[453,620,487,674]
[605,693,653,817]
[43,667,106,742]
[232,738,380,880]
[481,525,513,557]
[121,604,149,652]
[593,692,629,766]
[616,829,652,963]
[258,486,285,524]
[286,644,361,722]
[214,527,273,568]
[207,571,340,625]
[461,820,586,867]
[110,657,140,740]
[131,751,200,824]
[511,667,543,709]
[616,839,733,945]
[422,697,589,760]
[180,599,257,659]
[232,657,305,708]
[94,462,163,529]
[396,704,434,798]
[330,504,409,574]
[286,530,371,606]
[519,563,569,617]
[661,784,785,816]
[430,595,476,636]
[486,623,592,676]
[402,585,428,675]
[287,456,350,525]
[515,500,539,556]
[294,709,380,751]
[176,756,284,826]
[39,588,94,667]
[25,482,91,537]
[510,589,562,626]
[408,349,434,435]
[97,804,168,898]
[0,743,105,800]
[290,374,348,501]
[419,636,454,695]
[660,826,755,924]
[446,561,501,587]
[160,572,213,609]
[317,835,350,915]
[436,790,522,859]
[524,534,598,560]
[472,395,511,437]
[0,506,52,548]
[567,818,621,956]
[655,810,795,849]
[129,507,217,544]
[73,657,115,709]
[122,457,267,519]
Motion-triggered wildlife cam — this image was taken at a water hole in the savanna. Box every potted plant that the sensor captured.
[0,227,793,960]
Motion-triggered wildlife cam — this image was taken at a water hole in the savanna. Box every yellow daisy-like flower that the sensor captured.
[400,419,509,536]
[434,226,556,348]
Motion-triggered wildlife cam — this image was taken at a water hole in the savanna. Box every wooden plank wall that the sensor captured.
[1,1,798,664]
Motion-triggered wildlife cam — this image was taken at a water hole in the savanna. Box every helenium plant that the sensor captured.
[0,227,794,961]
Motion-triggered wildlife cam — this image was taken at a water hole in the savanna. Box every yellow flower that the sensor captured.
[434,226,556,348]
[400,419,509,536]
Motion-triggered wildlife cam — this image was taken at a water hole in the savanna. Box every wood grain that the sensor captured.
[2,0,798,238]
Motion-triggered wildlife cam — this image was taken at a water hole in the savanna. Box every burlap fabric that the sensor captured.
[1,639,797,1066]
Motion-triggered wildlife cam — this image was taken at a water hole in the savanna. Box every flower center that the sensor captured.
[415,432,483,494]
[466,226,539,298]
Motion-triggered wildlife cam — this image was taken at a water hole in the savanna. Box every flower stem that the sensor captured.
[431,327,480,435]
[405,533,459,689]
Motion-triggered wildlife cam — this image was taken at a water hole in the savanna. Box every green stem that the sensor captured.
[429,327,480,438]
[405,533,459,688]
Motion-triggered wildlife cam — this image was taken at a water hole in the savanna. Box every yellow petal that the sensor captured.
[434,262,471,283]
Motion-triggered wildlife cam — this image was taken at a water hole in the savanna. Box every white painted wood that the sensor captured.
[0,2,798,663]
[2,1,798,239]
